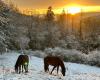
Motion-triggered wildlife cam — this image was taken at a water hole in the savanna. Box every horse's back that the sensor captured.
[23,55,29,63]
[17,55,29,64]
[44,56,62,66]
[44,56,61,61]
[16,55,23,64]
[21,55,29,63]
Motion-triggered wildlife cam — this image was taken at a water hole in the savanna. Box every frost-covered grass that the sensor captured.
[0,52,100,80]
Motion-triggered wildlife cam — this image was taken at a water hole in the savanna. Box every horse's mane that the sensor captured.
[15,55,23,68]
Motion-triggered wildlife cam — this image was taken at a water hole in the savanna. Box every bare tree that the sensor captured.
[17,35,30,53]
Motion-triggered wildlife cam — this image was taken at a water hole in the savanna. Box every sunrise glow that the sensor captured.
[3,0,100,15]
[68,7,81,15]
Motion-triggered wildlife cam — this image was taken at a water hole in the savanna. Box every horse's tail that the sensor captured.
[44,58,48,72]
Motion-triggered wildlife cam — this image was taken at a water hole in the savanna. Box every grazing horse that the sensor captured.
[15,55,29,74]
[44,56,66,76]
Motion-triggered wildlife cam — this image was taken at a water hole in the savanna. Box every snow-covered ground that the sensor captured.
[0,52,100,80]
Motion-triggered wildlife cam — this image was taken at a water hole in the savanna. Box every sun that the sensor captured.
[68,7,81,15]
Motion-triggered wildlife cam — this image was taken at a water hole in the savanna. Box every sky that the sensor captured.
[3,0,100,14]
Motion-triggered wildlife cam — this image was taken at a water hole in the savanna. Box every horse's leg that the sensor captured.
[24,64,28,73]
[44,63,48,72]
[51,66,56,74]
[24,65,26,73]
[57,66,59,74]
[22,65,24,73]
[47,65,49,72]
[19,65,21,74]
[24,62,28,73]
[27,64,28,72]
[26,64,28,73]
[44,63,46,72]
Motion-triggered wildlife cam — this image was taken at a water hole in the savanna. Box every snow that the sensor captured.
[0,52,100,80]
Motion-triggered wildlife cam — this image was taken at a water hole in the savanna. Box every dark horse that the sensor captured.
[44,56,66,76]
[15,55,29,74]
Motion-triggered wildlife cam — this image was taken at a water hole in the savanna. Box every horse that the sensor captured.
[15,55,29,74]
[44,56,66,76]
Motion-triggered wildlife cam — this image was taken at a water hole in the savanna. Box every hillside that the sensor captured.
[0,52,100,80]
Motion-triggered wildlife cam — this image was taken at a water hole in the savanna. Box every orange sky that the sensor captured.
[3,0,100,14]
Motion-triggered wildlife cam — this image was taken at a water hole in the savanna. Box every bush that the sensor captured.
[44,47,86,63]
[87,51,100,66]
[44,47,100,67]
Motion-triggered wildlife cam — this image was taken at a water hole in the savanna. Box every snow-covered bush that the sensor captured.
[44,47,87,63]
[65,35,80,49]
[87,50,100,66]
[43,48,100,67]
[21,50,45,58]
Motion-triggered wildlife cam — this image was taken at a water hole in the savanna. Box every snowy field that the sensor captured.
[0,52,100,80]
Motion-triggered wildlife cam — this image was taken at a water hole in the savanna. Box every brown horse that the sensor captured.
[15,55,29,74]
[44,56,66,76]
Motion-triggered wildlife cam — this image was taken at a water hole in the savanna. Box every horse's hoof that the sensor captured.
[25,71,28,73]
[19,72,21,74]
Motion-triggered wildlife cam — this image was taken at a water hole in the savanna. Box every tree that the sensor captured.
[57,9,68,39]
[45,6,55,21]
[17,35,30,52]
[0,1,10,54]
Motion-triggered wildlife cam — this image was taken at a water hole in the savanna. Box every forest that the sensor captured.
[0,0,100,66]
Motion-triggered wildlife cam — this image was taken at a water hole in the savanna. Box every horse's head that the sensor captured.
[15,64,18,73]
[61,67,66,76]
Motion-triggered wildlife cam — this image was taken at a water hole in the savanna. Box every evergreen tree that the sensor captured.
[45,6,55,21]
